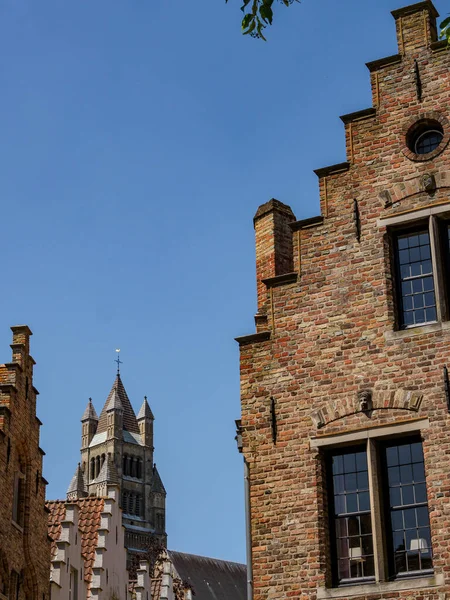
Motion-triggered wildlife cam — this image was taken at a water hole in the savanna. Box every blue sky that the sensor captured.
[0,0,446,564]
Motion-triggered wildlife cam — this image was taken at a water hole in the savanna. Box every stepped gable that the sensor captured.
[67,463,87,497]
[47,497,105,585]
[96,374,140,434]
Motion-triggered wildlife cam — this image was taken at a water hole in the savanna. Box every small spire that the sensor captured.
[137,396,154,420]
[81,398,98,421]
[93,455,119,484]
[67,463,87,499]
[106,387,123,412]
[115,348,122,375]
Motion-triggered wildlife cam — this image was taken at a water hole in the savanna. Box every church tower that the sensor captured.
[68,366,167,560]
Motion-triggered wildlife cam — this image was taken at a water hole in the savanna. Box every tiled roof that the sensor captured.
[151,577,162,598]
[137,397,154,420]
[97,375,140,434]
[81,398,98,421]
[151,465,166,494]
[67,463,87,497]
[47,500,66,558]
[47,497,105,584]
[169,551,247,600]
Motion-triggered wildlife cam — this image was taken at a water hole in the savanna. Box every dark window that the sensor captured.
[415,130,443,154]
[406,120,444,156]
[384,440,433,577]
[395,230,437,327]
[327,438,432,587]
[330,448,375,584]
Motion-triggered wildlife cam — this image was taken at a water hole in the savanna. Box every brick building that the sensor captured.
[0,326,50,600]
[236,2,450,599]
[65,369,167,560]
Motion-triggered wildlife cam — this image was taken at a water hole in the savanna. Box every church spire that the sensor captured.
[67,463,87,501]
[81,398,98,422]
[81,398,98,449]
[137,396,154,448]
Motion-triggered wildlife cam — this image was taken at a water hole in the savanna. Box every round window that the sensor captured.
[407,120,444,156]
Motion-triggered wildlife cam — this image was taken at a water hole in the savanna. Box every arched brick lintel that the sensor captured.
[310,389,424,429]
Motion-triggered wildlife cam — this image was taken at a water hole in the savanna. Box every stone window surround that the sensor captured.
[378,202,450,337]
[311,418,442,598]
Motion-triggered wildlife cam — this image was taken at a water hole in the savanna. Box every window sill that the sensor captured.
[316,573,444,599]
[385,320,450,341]
[11,519,23,533]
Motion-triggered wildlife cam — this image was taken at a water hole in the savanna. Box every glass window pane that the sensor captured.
[390,486,402,507]
[391,510,403,531]
[400,464,413,484]
[358,492,370,512]
[398,445,411,465]
[334,474,345,494]
[355,452,368,471]
[345,472,357,492]
[415,483,427,504]
[413,462,425,482]
[333,455,344,475]
[348,516,359,537]
[357,471,369,490]
[347,493,358,513]
[411,442,423,463]
[344,453,356,473]
[388,466,400,485]
[386,446,398,466]
[402,485,414,506]
[360,514,372,535]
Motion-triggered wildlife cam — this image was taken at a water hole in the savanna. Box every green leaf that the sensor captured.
[240,0,251,12]
[260,4,273,24]
[242,13,253,30]
[440,15,450,28]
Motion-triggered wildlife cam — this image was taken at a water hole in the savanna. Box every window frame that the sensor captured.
[391,214,450,330]
[324,433,433,588]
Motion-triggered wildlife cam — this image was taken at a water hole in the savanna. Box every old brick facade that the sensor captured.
[236,2,450,599]
[0,326,50,600]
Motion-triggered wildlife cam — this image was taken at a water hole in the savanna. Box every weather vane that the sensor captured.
[115,348,122,374]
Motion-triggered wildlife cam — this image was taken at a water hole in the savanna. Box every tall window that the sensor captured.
[330,449,374,583]
[384,440,433,577]
[391,216,450,329]
[328,437,432,586]
[395,229,436,327]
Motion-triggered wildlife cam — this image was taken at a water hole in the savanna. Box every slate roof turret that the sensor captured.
[81,398,98,422]
[94,456,119,484]
[137,396,154,420]
[67,463,87,498]
[151,464,166,494]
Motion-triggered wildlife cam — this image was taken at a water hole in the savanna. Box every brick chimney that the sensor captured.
[253,199,296,311]
[392,1,438,54]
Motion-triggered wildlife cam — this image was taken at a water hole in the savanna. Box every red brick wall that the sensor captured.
[237,3,450,598]
[0,326,50,600]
